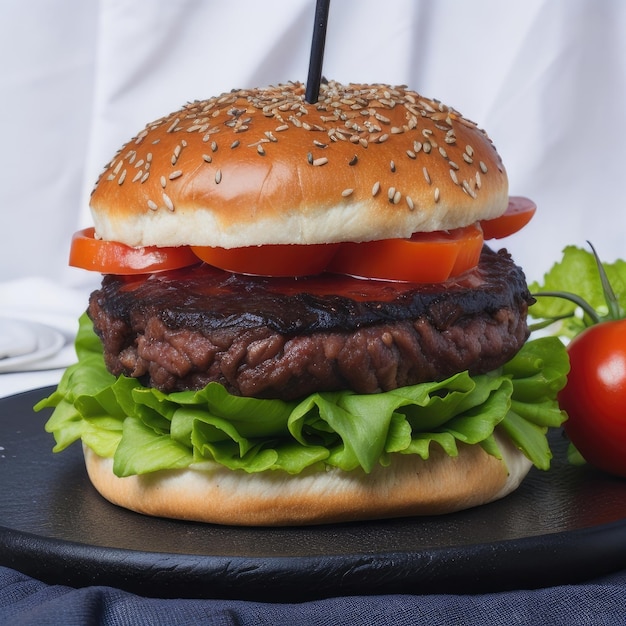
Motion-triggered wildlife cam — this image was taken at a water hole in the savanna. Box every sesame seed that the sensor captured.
[413,141,423,153]
[169,170,183,180]
[387,186,396,201]
[140,172,150,183]
[449,161,459,170]
[147,200,158,211]
[118,169,126,185]
[390,160,396,173]
[406,150,416,159]
[202,154,212,163]
[215,169,222,184]
[275,124,289,132]
[463,180,477,198]
[349,154,358,166]
[450,169,459,185]
[160,176,167,188]
[167,118,180,133]
[406,195,415,210]
[162,193,174,211]
[423,142,432,154]
[479,161,488,173]
[342,188,354,197]
[434,187,440,202]
[307,152,314,164]
[463,153,473,164]
[211,141,218,152]
[438,146,448,159]
[475,171,482,189]
[312,157,328,166]
[257,144,266,156]
[372,181,381,196]
[423,166,431,185]
[466,145,474,157]
[231,140,240,149]
[132,170,143,183]
[393,190,402,204]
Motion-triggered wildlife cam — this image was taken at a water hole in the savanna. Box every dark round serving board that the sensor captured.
[2,387,626,602]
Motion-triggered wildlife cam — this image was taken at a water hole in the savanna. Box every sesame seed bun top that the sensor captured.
[89,81,508,249]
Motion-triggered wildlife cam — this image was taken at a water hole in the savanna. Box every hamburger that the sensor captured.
[37,81,568,526]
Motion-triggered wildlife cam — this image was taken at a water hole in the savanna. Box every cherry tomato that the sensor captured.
[69,228,200,275]
[558,320,626,478]
[192,242,341,277]
[480,196,536,240]
[326,224,484,283]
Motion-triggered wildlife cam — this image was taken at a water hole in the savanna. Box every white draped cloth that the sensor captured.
[0,0,625,394]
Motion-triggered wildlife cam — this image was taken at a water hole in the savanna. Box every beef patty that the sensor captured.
[88,246,533,400]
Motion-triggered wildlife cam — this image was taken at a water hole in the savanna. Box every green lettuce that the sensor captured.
[529,245,626,338]
[36,313,569,477]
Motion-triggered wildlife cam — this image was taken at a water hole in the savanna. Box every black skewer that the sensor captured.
[305,0,331,104]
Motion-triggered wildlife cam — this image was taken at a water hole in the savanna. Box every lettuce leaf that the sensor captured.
[529,245,626,338]
[35,313,569,477]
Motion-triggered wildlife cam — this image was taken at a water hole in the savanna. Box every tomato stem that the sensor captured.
[533,290,602,326]
[532,242,623,328]
[587,240,623,320]
[528,311,576,333]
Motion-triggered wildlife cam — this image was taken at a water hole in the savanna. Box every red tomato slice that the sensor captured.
[326,224,484,283]
[480,196,536,240]
[69,228,200,275]
[191,242,341,277]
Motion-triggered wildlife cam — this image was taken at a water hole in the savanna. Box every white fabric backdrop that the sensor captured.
[1,0,625,288]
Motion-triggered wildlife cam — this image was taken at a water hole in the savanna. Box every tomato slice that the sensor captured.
[73,195,533,278]
[191,242,341,277]
[480,196,536,239]
[326,224,484,283]
[69,228,200,275]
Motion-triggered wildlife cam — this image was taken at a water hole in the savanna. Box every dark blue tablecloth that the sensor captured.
[1,566,625,626]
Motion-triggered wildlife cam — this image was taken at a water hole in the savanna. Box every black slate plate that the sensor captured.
[2,387,626,602]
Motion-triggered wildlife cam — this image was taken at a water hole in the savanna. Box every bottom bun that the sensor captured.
[83,430,532,526]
